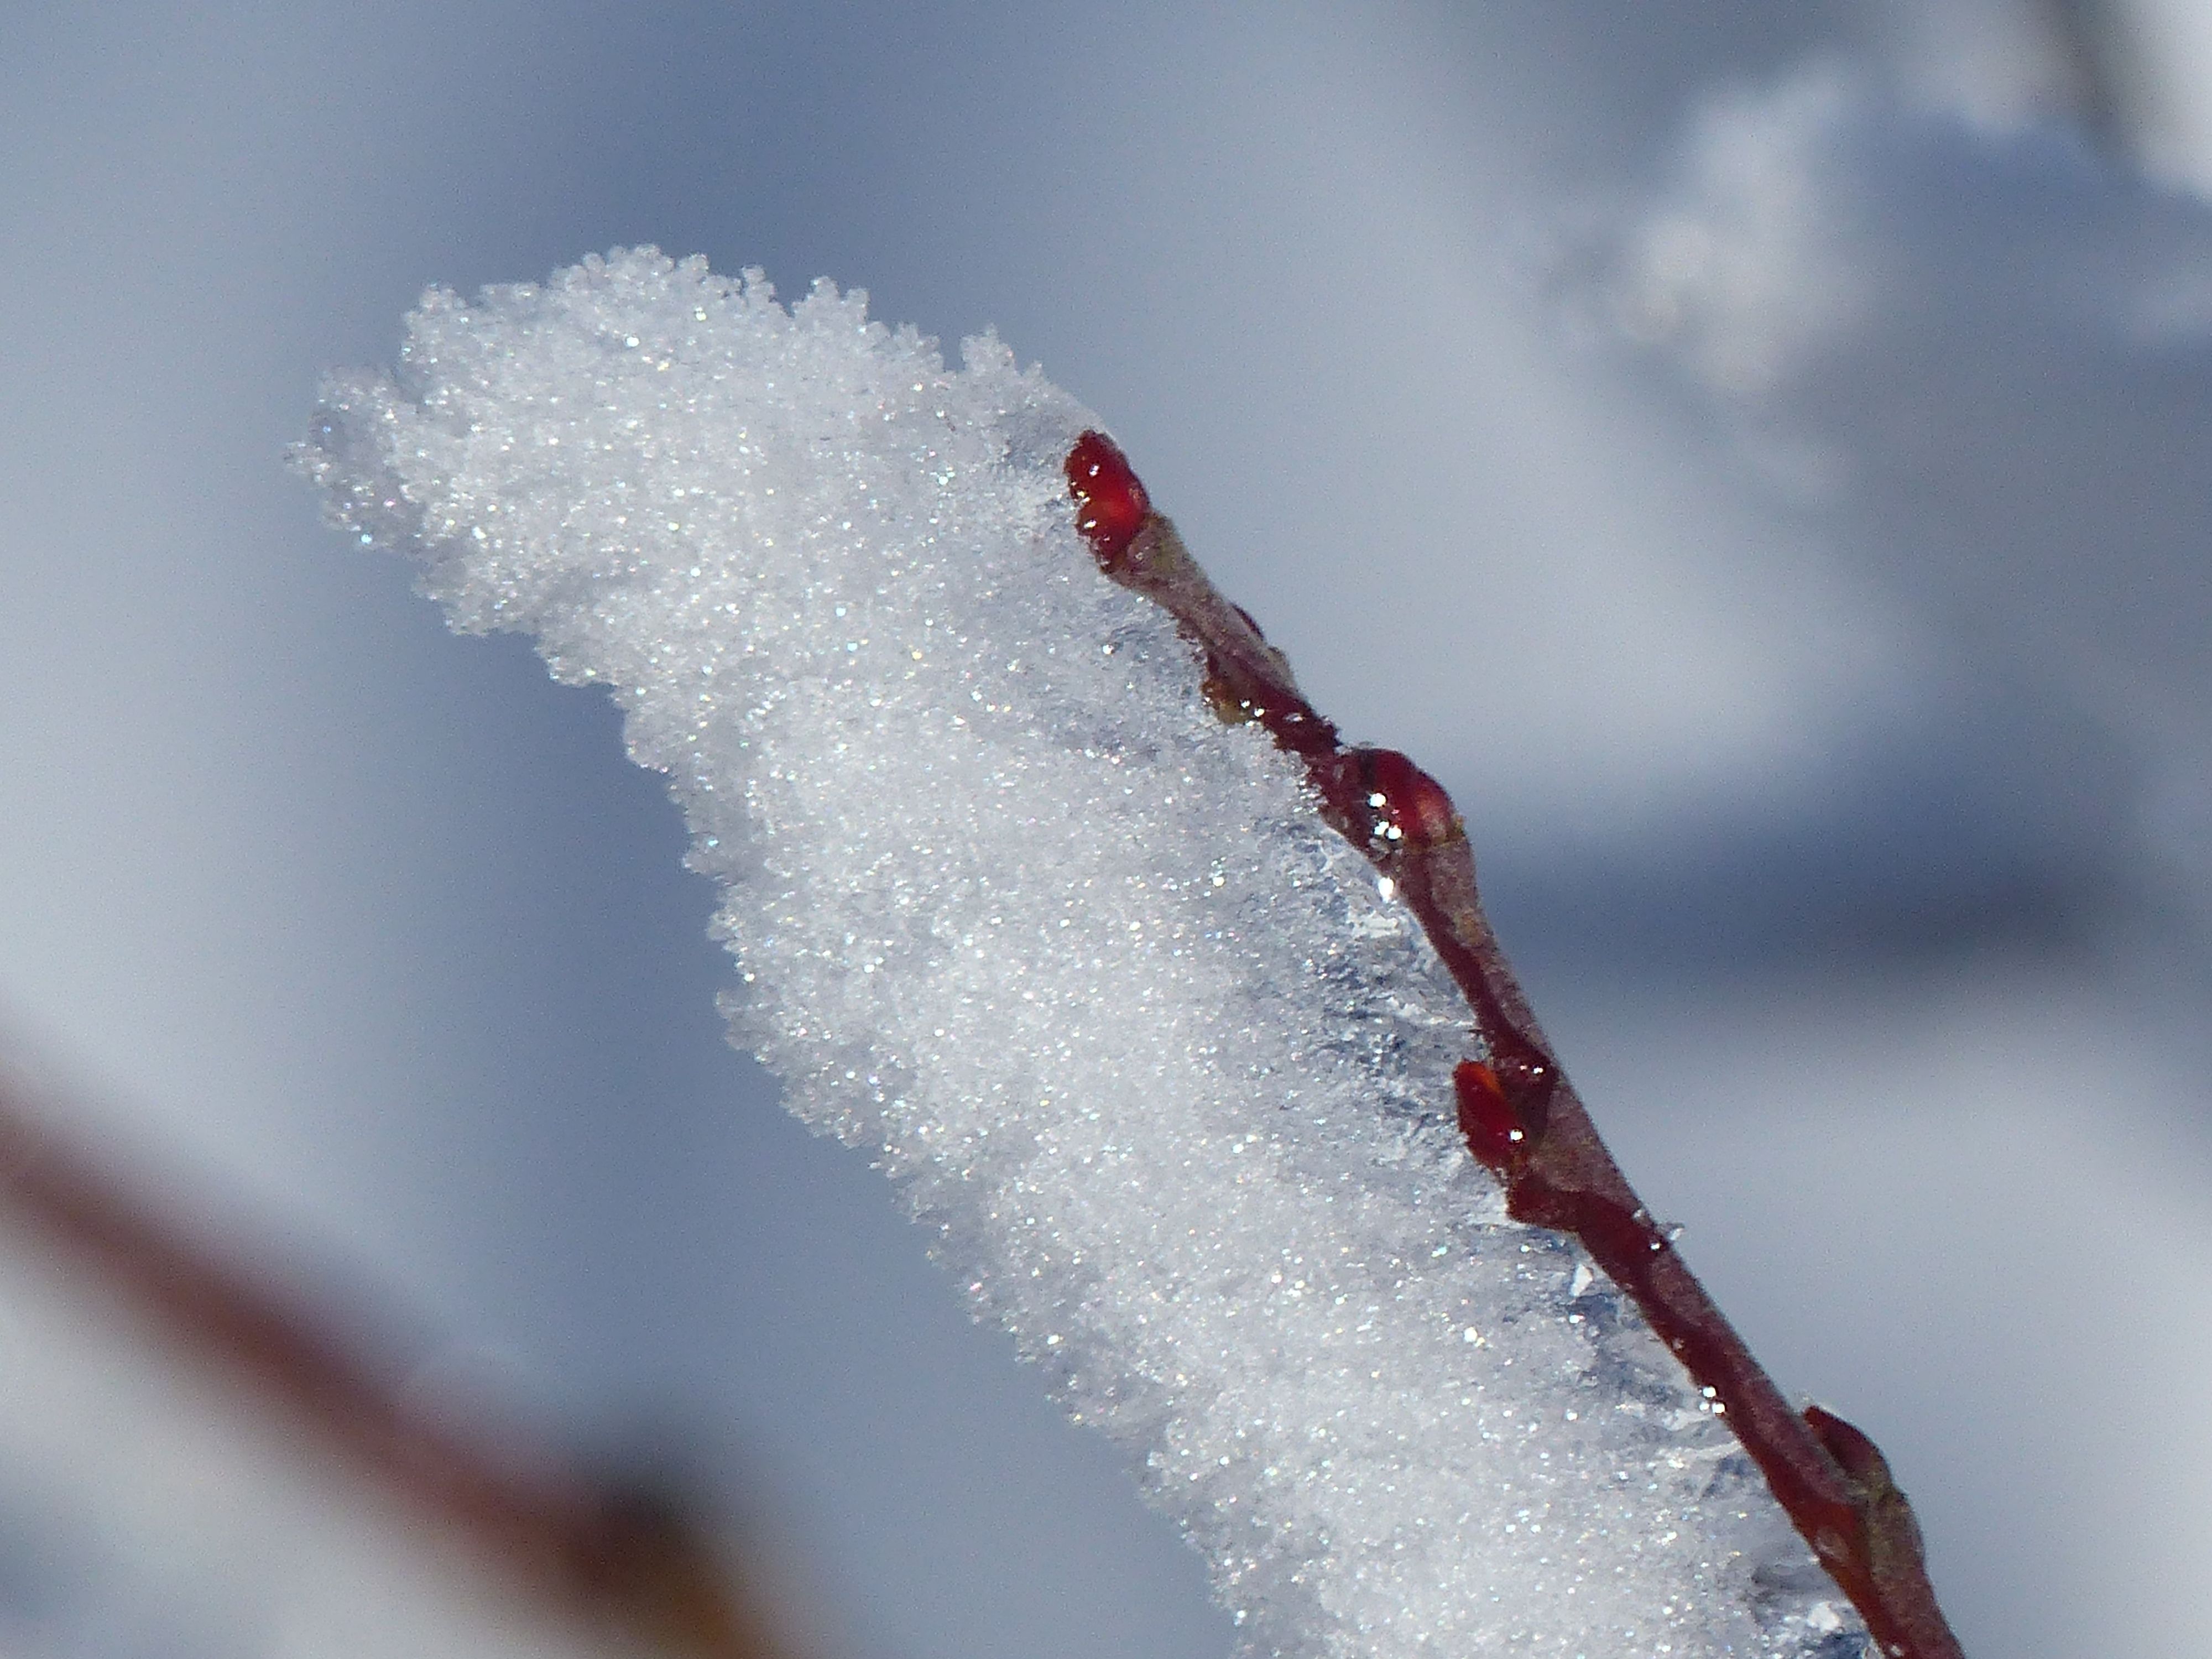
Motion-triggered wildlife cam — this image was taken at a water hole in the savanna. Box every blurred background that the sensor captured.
[4,2,2210,1654]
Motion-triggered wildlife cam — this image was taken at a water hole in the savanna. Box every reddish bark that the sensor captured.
[1066,429,1965,1659]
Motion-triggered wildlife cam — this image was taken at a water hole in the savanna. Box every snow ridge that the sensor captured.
[301,248,1858,1659]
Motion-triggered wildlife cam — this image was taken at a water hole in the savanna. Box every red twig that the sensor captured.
[1067,431,1965,1659]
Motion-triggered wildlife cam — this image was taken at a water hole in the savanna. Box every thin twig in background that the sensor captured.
[0,1067,794,1659]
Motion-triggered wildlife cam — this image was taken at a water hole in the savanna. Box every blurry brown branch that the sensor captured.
[0,1067,792,1659]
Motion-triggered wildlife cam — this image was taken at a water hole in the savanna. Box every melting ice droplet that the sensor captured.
[299,248,1868,1659]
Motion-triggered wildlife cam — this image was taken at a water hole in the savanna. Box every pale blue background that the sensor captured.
[5,4,2210,1656]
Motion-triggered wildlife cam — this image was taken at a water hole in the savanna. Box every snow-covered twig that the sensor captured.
[1065,434,1963,1659]
[303,247,1964,1658]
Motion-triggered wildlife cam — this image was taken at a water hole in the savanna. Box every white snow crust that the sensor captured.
[301,248,1863,1659]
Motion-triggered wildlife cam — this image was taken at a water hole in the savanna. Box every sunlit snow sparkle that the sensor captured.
[300,247,1863,1659]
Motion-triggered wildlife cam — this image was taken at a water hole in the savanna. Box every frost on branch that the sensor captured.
[300,248,1868,1659]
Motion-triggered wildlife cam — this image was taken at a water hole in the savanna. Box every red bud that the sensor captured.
[1065,430,1151,567]
[1355,748,1460,851]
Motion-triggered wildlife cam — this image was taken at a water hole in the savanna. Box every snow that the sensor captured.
[301,248,1864,1658]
